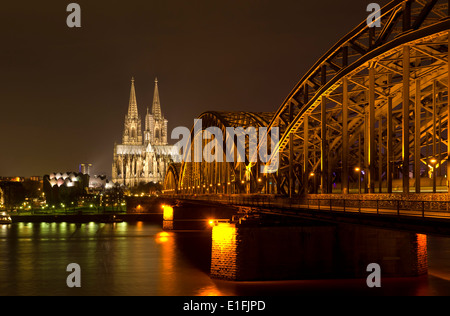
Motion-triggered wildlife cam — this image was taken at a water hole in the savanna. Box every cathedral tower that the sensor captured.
[113,76,180,188]
[122,77,143,145]
[144,78,168,146]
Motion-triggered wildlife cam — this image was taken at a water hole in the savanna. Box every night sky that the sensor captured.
[0,0,390,178]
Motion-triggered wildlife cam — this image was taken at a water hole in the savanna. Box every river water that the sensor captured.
[1,221,450,296]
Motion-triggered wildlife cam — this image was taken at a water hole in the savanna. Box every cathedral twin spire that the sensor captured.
[113,76,177,187]
[122,77,167,146]
[127,77,139,119]
[152,77,162,119]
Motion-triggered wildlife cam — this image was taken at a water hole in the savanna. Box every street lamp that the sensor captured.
[308,172,316,194]
[430,158,437,193]
[355,167,361,194]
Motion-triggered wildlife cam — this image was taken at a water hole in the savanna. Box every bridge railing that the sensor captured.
[166,194,450,220]
[303,198,450,219]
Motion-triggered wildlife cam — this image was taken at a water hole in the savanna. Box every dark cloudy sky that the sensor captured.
[0,0,390,178]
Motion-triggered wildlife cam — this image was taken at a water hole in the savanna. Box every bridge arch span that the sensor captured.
[254,0,449,196]
[165,111,275,194]
[165,0,449,197]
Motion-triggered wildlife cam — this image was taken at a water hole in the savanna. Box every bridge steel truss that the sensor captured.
[165,111,275,194]
[165,0,449,197]
[253,0,449,196]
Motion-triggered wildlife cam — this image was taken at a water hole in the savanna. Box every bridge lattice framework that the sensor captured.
[164,0,450,197]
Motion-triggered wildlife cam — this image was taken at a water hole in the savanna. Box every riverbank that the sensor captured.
[10,213,163,223]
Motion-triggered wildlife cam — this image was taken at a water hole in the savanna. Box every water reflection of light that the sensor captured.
[156,231,172,243]
[196,285,223,296]
[417,233,428,275]
[418,234,427,252]
[156,229,176,295]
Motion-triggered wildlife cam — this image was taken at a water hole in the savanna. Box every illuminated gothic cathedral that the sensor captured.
[112,77,180,187]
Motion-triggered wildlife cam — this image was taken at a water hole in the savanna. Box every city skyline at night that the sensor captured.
[2,0,450,300]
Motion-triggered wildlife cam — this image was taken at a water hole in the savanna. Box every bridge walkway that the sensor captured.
[165,194,450,235]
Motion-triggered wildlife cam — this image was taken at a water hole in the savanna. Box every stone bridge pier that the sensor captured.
[210,218,427,281]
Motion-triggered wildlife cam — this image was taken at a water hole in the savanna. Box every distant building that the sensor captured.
[0,187,3,207]
[0,177,44,209]
[0,176,23,182]
[89,174,114,191]
[43,172,89,205]
[112,77,180,187]
[0,181,25,208]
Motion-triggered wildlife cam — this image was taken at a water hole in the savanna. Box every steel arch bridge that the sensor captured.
[164,111,275,194]
[165,0,449,197]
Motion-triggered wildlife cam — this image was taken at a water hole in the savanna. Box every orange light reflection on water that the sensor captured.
[156,231,172,243]
[195,284,224,296]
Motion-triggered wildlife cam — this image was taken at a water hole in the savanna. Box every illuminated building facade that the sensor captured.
[43,172,89,205]
[112,77,180,187]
